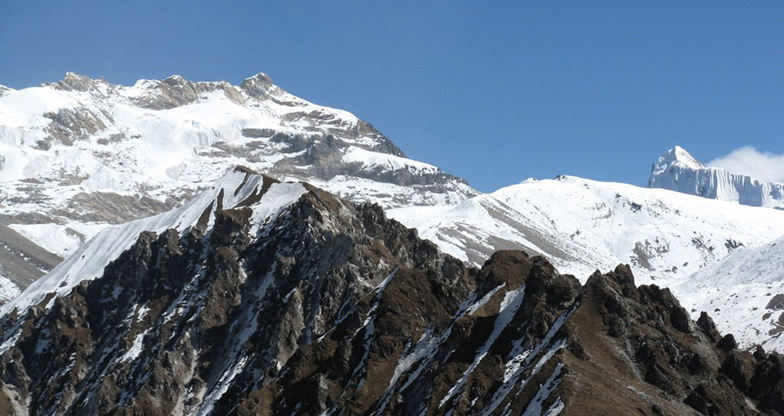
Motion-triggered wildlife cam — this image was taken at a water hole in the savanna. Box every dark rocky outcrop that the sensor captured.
[0,182,780,415]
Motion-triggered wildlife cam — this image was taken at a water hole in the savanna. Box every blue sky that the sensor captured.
[2,1,783,192]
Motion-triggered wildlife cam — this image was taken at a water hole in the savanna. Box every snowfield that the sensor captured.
[391,174,784,351]
[391,175,784,286]
[675,234,784,351]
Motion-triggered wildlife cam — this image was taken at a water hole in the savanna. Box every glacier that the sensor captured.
[648,146,784,209]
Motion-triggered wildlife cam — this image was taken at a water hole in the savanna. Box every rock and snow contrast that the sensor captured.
[2,72,784,414]
[390,151,784,352]
[0,73,475,299]
[0,170,782,415]
[648,146,784,209]
[0,167,308,317]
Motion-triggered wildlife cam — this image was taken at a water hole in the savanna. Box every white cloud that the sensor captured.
[707,146,784,183]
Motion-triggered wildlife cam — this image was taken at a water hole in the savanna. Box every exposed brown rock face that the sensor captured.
[0,183,780,415]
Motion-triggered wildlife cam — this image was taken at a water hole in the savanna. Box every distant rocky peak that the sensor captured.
[159,74,191,88]
[240,72,279,99]
[48,72,257,109]
[50,72,106,93]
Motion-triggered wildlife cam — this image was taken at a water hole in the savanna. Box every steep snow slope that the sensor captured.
[0,167,307,317]
[676,234,784,351]
[648,146,784,209]
[390,175,784,286]
[0,72,475,296]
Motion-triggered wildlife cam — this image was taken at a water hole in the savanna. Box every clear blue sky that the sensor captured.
[2,1,783,192]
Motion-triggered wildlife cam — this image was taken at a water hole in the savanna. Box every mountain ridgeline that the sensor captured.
[0,170,781,416]
[3,73,784,370]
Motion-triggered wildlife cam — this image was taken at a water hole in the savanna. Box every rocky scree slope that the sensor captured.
[648,146,784,209]
[0,72,475,299]
[0,170,781,415]
[0,224,61,300]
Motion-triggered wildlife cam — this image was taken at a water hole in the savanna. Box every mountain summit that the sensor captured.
[651,146,706,171]
[648,146,784,209]
[0,72,476,301]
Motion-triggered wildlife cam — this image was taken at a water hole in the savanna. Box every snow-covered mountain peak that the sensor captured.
[0,72,476,300]
[40,71,317,116]
[53,72,108,92]
[0,72,467,202]
[648,146,784,209]
[650,146,706,176]
[242,71,271,83]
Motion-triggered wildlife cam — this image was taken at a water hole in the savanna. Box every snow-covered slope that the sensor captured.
[0,167,307,317]
[0,72,476,297]
[648,146,784,209]
[0,72,473,214]
[675,234,784,351]
[390,175,784,286]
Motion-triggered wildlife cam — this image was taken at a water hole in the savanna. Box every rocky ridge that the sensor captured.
[0,170,781,415]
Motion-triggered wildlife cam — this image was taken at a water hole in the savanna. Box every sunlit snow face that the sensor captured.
[391,174,784,286]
